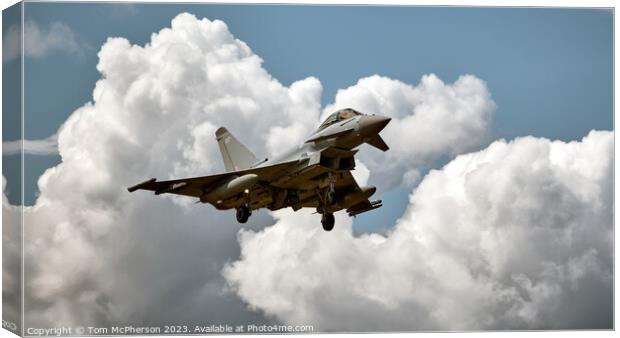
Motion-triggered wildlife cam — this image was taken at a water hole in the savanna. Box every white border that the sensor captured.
[0,1,615,338]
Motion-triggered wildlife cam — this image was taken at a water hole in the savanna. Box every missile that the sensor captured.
[348,199,383,217]
[155,181,190,195]
[200,174,259,203]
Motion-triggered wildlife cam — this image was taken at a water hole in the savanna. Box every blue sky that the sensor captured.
[3,3,613,232]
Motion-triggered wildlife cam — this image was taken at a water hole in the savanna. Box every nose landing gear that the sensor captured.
[325,173,336,204]
[318,173,337,231]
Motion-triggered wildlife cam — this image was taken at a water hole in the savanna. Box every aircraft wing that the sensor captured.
[333,170,362,191]
[336,171,383,217]
[127,160,298,198]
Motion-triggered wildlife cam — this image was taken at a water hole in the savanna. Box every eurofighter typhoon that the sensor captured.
[128,108,391,231]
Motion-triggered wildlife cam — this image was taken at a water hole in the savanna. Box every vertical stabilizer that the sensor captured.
[215,127,258,172]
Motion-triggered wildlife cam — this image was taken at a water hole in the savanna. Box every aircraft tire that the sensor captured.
[321,213,335,231]
[236,205,251,223]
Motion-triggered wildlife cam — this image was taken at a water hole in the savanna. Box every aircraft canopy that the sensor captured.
[318,108,364,131]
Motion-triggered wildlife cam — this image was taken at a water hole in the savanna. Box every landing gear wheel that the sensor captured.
[321,213,335,231]
[236,205,251,223]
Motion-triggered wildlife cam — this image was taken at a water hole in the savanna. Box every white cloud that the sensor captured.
[223,130,613,331]
[10,11,605,332]
[2,24,21,63]
[25,20,80,59]
[3,20,80,63]
[323,74,496,189]
[2,177,22,332]
[3,134,58,156]
[21,12,322,327]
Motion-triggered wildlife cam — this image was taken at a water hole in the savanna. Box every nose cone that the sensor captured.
[359,115,392,136]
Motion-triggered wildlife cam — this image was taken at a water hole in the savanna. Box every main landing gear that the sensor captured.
[321,212,335,231]
[318,173,337,231]
[236,205,251,223]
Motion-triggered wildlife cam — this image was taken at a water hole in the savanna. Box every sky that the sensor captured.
[1,2,614,333]
[5,4,613,212]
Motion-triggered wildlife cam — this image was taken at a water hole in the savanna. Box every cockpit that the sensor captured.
[317,108,364,131]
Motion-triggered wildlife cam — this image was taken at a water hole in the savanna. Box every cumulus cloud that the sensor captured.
[223,130,613,331]
[3,134,59,156]
[2,177,22,333]
[11,11,601,333]
[323,74,495,188]
[21,12,323,328]
[3,20,80,63]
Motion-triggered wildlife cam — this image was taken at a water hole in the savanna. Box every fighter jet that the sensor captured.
[128,108,391,231]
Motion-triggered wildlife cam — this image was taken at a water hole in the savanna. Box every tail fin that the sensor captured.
[215,127,258,172]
